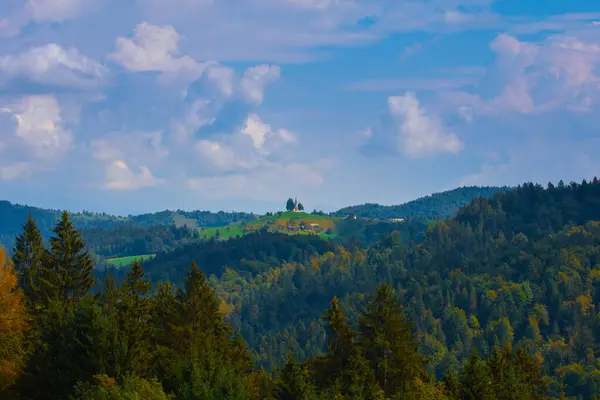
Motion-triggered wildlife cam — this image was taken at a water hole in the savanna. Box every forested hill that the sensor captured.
[114,177,600,398]
[333,185,510,219]
[0,200,256,248]
[6,179,600,398]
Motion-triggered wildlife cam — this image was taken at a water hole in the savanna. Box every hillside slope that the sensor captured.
[333,185,510,219]
[137,178,600,398]
[0,200,255,248]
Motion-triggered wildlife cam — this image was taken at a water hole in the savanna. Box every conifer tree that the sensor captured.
[275,355,318,400]
[12,213,45,310]
[116,260,152,377]
[358,283,425,396]
[313,296,357,390]
[459,350,495,400]
[177,260,223,355]
[43,211,95,305]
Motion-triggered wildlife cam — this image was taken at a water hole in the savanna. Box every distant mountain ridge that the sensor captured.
[0,186,507,248]
[0,200,256,248]
[332,186,511,220]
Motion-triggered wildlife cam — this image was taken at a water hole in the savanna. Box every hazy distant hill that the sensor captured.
[0,200,256,248]
[332,186,511,220]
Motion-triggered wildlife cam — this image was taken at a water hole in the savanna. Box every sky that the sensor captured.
[0,0,599,215]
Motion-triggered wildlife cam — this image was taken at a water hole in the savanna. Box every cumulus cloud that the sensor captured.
[194,113,298,172]
[195,139,257,171]
[442,29,600,117]
[240,65,281,105]
[388,92,462,157]
[171,63,282,143]
[362,92,462,158]
[0,95,72,179]
[0,44,107,90]
[90,130,167,190]
[11,95,72,159]
[104,160,165,190]
[109,22,208,77]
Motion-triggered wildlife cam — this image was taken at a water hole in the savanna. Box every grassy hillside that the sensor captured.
[333,186,511,219]
[106,254,156,267]
[198,211,341,240]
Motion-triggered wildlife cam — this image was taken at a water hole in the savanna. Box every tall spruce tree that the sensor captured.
[314,296,356,389]
[176,260,224,355]
[12,213,45,310]
[358,283,425,396]
[43,211,95,305]
[116,260,152,377]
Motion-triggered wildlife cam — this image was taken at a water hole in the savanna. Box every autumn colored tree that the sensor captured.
[0,246,27,392]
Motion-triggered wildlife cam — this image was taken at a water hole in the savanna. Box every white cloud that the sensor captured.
[388,92,462,158]
[12,95,73,159]
[239,65,281,105]
[241,113,298,153]
[0,44,107,89]
[443,30,600,117]
[195,140,256,171]
[91,130,168,190]
[194,113,299,172]
[105,160,165,190]
[27,0,92,22]
[0,95,72,180]
[206,65,236,97]
[109,22,207,76]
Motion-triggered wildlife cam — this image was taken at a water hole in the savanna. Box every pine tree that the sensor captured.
[43,211,95,305]
[176,260,224,356]
[12,213,45,311]
[275,355,318,400]
[116,260,152,377]
[358,283,425,396]
[314,296,356,389]
[459,350,495,400]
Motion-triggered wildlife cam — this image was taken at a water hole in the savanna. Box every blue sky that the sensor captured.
[0,0,599,215]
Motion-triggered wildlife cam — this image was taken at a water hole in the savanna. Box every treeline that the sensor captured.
[0,213,549,398]
[333,186,509,220]
[190,179,600,397]
[0,199,256,248]
[81,223,200,259]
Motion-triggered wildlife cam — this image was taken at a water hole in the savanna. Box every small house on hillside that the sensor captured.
[390,218,405,223]
[345,213,357,220]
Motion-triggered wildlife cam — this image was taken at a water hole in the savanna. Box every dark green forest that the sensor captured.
[3,179,600,399]
[333,186,510,220]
